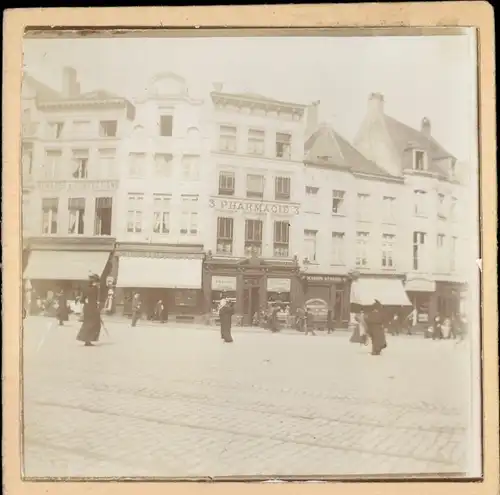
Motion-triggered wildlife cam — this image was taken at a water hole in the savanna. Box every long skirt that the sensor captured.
[369,325,387,355]
[76,315,101,343]
[221,322,233,342]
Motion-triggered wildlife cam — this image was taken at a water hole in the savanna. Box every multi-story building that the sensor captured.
[202,87,308,323]
[354,92,469,325]
[112,72,210,320]
[22,67,135,311]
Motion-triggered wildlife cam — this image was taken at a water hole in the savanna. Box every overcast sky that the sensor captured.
[23,33,477,161]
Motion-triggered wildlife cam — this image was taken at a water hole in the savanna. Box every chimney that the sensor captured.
[213,82,223,92]
[62,67,79,98]
[421,117,431,136]
[306,100,320,137]
[368,92,385,114]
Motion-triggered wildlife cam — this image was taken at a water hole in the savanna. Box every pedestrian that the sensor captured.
[442,317,452,339]
[131,293,142,327]
[365,300,387,356]
[270,304,280,333]
[326,308,334,334]
[350,310,368,344]
[154,299,165,323]
[219,300,235,343]
[305,307,316,336]
[76,274,102,347]
[55,289,69,326]
[432,315,443,340]
[217,296,228,339]
[388,313,400,336]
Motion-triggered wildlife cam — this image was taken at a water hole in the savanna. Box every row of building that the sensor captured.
[21,67,472,327]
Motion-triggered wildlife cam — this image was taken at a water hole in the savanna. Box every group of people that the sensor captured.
[350,300,388,356]
[426,314,466,340]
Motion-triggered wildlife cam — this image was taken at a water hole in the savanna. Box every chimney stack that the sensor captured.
[306,100,320,137]
[421,117,431,136]
[62,67,79,98]
[213,82,223,92]
[368,92,385,114]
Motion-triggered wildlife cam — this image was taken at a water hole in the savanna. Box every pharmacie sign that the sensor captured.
[209,198,299,215]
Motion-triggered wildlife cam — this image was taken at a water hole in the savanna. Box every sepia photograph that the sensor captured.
[15,25,484,481]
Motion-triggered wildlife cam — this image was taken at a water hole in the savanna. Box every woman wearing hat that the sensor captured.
[365,300,388,356]
[76,273,102,347]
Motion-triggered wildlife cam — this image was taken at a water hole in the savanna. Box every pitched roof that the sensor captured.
[214,91,306,108]
[22,74,61,100]
[305,125,394,178]
[77,89,123,101]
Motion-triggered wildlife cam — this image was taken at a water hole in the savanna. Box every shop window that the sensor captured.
[68,197,85,235]
[275,176,291,200]
[355,231,369,267]
[42,198,58,234]
[99,120,118,138]
[218,171,235,196]
[174,289,197,307]
[217,217,234,255]
[94,197,113,236]
[219,125,237,152]
[160,115,173,137]
[276,132,291,159]
[274,221,290,257]
[127,193,144,233]
[248,129,265,155]
[245,219,263,256]
[246,174,264,199]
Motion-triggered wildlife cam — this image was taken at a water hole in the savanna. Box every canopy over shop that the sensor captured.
[350,277,412,308]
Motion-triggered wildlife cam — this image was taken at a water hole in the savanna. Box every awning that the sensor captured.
[405,278,436,292]
[23,250,110,281]
[350,278,412,307]
[116,256,202,289]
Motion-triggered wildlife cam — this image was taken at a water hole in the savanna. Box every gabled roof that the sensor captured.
[305,125,395,178]
[23,74,61,100]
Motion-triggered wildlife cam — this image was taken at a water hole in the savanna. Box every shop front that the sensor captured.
[22,236,115,315]
[301,273,351,325]
[114,243,205,322]
[404,277,437,328]
[203,253,301,326]
[434,281,468,319]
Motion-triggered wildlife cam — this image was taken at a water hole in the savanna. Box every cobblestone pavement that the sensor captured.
[22,316,471,479]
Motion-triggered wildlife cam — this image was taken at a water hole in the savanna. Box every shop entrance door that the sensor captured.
[243,277,261,325]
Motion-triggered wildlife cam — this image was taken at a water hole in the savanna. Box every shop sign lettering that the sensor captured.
[38,180,119,192]
[267,278,291,292]
[209,198,299,215]
[211,276,237,291]
[305,275,345,283]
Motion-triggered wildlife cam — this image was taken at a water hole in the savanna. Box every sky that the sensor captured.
[23,32,477,161]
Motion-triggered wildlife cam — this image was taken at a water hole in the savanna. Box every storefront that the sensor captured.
[203,253,301,326]
[23,236,115,315]
[114,243,205,322]
[301,273,351,324]
[434,281,467,319]
[404,277,437,327]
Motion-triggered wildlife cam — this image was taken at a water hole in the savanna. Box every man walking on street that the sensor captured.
[219,300,235,343]
[305,307,316,336]
[131,293,142,327]
[76,274,102,347]
[366,300,387,355]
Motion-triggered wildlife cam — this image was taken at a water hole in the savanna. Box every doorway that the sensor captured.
[243,278,261,325]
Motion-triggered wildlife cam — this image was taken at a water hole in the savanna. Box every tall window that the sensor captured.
[47,121,64,139]
[22,147,33,177]
[153,194,171,235]
[414,190,427,216]
[382,196,396,223]
[248,129,265,155]
[437,193,447,218]
[332,190,345,214]
[436,233,446,272]
[450,196,458,221]
[154,153,173,177]
[331,232,345,265]
[181,155,200,180]
[355,232,369,267]
[219,125,237,152]
[413,150,426,171]
[413,231,427,271]
[450,237,457,272]
[218,171,235,196]
[217,217,234,255]
[72,150,89,179]
[94,197,113,236]
[127,194,144,233]
[381,234,395,268]
[246,174,264,199]
[274,221,290,257]
[357,193,371,220]
[276,132,291,159]
[42,198,58,234]
[160,115,173,137]
[72,120,91,138]
[97,149,115,179]
[44,150,63,179]
[180,195,198,236]
[68,198,85,235]
[304,229,317,262]
[128,152,146,177]
[275,176,291,200]
[245,219,263,256]
[99,120,117,138]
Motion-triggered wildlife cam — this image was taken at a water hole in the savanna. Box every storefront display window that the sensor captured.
[174,289,198,308]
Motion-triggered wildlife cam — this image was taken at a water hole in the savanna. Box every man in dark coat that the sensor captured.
[219,301,234,343]
[270,304,280,333]
[131,293,142,327]
[154,299,165,323]
[305,307,316,336]
[55,289,69,326]
[76,274,101,347]
[366,300,387,356]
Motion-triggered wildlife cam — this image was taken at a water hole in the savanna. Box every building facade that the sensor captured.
[112,72,210,320]
[22,67,135,312]
[203,88,308,324]
[354,92,469,326]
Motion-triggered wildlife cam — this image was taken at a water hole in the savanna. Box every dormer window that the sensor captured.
[413,150,427,171]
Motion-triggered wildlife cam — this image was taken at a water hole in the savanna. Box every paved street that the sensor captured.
[22,316,471,479]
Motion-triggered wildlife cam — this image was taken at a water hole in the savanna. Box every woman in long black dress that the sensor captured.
[76,274,102,347]
[219,301,235,343]
[55,289,69,326]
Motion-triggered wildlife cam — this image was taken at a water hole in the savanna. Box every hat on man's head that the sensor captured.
[88,273,100,282]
